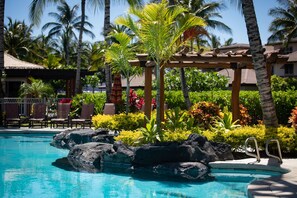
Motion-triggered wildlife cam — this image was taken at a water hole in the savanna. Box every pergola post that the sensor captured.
[231,67,241,122]
[144,66,153,119]
[266,63,272,85]
[160,67,165,121]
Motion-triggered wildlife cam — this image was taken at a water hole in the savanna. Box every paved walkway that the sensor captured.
[210,158,297,198]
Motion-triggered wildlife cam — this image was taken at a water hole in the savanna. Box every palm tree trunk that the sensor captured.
[180,68,191,109]
[242,0,278,127]
[156,63,161,134]
[126,77,130,115]
[104,0,112,102]
[75,0,86,95]
[0,0,5,126]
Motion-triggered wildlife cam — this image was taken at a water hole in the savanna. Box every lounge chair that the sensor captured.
[71,103,94,128]
[3,103,21,128]
[50,103,71,128]
[29,103,47,128]
[103,103,115,115]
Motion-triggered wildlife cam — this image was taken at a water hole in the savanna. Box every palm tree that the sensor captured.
[224,37,233,46]
[103,0,142,103]
[232,0,278,127]
[4,18,34,59]
[177,0,231,110]
[207,34,221,48]
[106,32,141,114]
[268,0,297,45]
[42,1,94,66]
[0,0,5,126]
[116,0,205,133]
[19,78,54,98]
[29,0,60,26]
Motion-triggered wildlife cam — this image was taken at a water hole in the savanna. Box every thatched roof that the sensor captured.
[4,53,45,69]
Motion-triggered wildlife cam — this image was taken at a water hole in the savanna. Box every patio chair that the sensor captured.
[29,103,47,128]
[3,103,21,128]
[71,103,94,128]
[50,103,71,128]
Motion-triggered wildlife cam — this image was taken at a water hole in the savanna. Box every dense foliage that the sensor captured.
[159,69,229,91]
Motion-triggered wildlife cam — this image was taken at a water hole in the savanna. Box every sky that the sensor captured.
[4,0,279,45]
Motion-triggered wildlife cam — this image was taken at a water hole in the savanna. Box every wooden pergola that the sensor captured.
[129,49,289,121]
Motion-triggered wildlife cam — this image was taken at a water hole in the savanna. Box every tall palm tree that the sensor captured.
[4,18,34,60]
[232,0,278,127]
[106,32,141,114]
[268,0,297,45]
[42,1,94,66]
[178,0,231,109]
[103,0,142,103]
[116,0,205,133]
[207,34,221,48]
[0,0,5,126]
[29,0,60,26]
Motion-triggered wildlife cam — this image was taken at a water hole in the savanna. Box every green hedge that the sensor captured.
[72,90,297,125]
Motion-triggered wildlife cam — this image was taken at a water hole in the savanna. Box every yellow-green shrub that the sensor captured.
[112,113,145,131]
[202,125,297,153]
[163,130,192,142]
[114,130,143,146]
[92,114,114,129]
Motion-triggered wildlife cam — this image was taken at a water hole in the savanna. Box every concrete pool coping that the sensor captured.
[210,158,297,198]
[1,128,296,197]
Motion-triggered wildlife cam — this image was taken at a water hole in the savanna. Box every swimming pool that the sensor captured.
[0,134,281,198]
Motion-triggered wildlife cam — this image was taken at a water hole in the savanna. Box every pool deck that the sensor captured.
[1,128,296,197]
[210,158,297,198]
[0,127,68,134]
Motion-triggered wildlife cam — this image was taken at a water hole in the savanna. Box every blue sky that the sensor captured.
[5,0,278,45]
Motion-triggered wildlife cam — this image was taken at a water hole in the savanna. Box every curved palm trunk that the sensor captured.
[180,68,191,109]
[126,77,130,115]
[0,0,5,126]
[242,0,278,127]
[156,63,162,134]
[75,0,86,95]
[104,0,112,102]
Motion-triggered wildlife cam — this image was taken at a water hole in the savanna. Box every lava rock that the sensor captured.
[50,128,113,149]
[67,142,113,172]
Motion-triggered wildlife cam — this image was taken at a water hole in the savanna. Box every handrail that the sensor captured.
[266,139,283,164]
[245,137,261,163]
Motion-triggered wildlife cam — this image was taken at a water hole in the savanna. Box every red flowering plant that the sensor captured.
[288,107,297,133]
[59,98,72,104]
[129,89,144,112]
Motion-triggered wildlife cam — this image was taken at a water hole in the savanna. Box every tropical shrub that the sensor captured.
[189,101,221,129]
[239,104,252,126]
[288,107,297,132]
[203,125,297,153]
[92,112,145,131]
[71,92,106,115]
[114,130,143,146]
[139,117,162,144]
[112,113,145,131]
[213,107,241,132]
[164,107,195,131]
[156,68,228,92]
[92,114,114,129]
[163,129,192,142]
[271,75,297,91]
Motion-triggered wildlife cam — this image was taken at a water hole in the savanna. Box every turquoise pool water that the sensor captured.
[0,134,280,198]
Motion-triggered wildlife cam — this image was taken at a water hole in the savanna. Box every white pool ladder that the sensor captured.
[245,137,261,163]
[265,139,283,164]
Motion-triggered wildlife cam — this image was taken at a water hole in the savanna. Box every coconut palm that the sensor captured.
[106,32,141,114]
[232,0,278,127]
[29,0,60,26]
[116,0,205,133]
[0,0,5,125]
[4,18,34,60]
[268,0,297,45]
[224,37,233,46]
[207,34,221,48]
[177,0,231,110]
[19,78,54,98]
[42,1,94,66]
